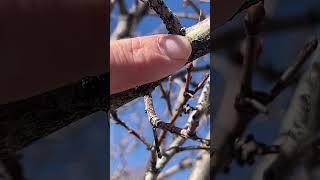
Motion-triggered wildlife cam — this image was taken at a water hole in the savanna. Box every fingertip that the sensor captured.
[158,35,192,61]
[110,34,192,94]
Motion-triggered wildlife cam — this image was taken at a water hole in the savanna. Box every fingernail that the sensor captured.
[158,35,192,60]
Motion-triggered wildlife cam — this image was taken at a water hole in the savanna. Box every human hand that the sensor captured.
[110,34,192,94]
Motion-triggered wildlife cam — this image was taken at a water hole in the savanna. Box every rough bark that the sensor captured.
[0,73,108,158]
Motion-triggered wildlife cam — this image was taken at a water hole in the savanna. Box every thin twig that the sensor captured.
[184,77,210,137]
[167,145,210,153]
[270,38,318,99]
[171,65,210,80]
[110,112,152,150]
[184,63,193,97]
[159,83,173,116]
[158,73,209,144]
[144,76,210,180]
[191,73,210,94]
[183,0,207,20]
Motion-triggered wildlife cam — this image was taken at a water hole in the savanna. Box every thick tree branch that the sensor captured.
[0,73,108,157]
[254,40,320,180]
[110,17,210,110]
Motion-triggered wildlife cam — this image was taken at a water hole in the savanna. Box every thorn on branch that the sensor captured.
[270,38,318,99]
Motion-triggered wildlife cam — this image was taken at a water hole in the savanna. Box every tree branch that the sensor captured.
[0,73,108,157]
[254,39,320,180]
[111,17,210,110]
[213,10,320,50]
[110,111,152,149]
[144,94,209,145]
[111,1,149,40]
[144,77,210,180]
[157,158,193,180]
[141,0,185,35]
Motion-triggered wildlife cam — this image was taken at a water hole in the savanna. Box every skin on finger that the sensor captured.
[110,34,192,94]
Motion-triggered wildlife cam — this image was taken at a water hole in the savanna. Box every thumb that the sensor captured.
[110,34,192,94]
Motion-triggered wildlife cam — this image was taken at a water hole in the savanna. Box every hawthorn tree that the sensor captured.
[110,0,210,179]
